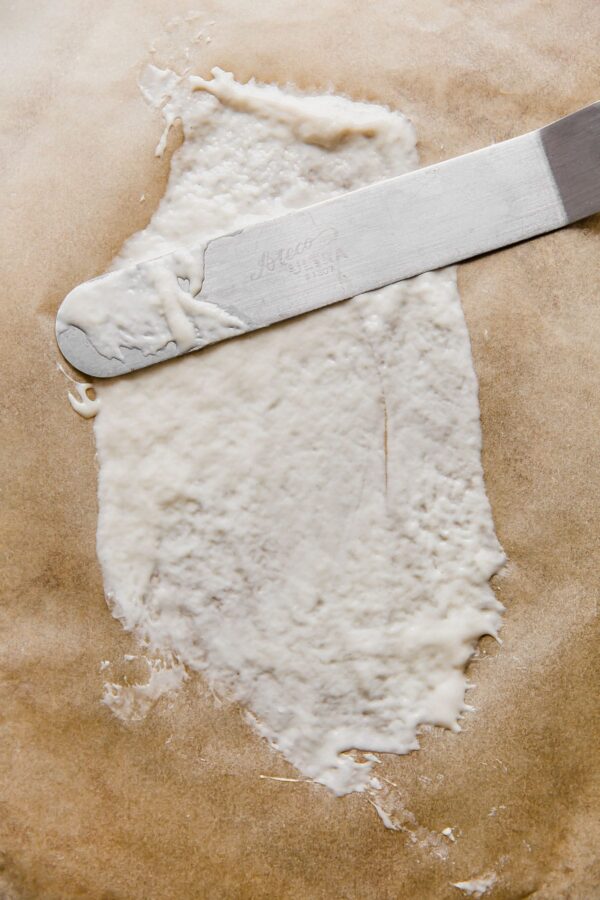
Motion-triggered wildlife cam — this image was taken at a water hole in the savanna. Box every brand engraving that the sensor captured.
[250,226,348,283]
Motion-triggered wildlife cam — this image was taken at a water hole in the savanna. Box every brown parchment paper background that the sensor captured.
[1,2,599,898]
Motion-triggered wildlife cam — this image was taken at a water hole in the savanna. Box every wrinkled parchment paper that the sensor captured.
[1,2,598,897]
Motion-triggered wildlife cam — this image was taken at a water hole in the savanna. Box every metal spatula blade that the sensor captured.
[56,102,600,378]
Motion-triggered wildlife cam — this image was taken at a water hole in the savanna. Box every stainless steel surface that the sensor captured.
[56,102,600,378]
[540,103,600,223]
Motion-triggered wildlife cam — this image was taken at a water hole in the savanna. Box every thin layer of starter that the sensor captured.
[92,67,505,795]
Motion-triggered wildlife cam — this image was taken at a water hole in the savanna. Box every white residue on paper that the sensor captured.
[451,872,497,897]
[68,382,101,418]
[102,655,187,723]
[58,362,101,419]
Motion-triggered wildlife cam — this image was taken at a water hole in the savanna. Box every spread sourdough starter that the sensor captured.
[89,67,505,795]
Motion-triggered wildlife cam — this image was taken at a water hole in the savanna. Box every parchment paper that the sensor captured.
[1,2,598,897]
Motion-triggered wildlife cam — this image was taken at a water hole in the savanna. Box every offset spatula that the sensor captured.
[56,102,600,378]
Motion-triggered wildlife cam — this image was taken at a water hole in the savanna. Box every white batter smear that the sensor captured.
[452,872,498,897]
[92,67,505,795]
